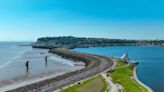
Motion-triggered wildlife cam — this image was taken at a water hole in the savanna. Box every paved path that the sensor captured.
[101,73,122,92]
[115,63,130,70]
[100,59,123,92]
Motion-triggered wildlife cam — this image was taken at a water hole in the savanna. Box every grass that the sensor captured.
[60,76,108,92]
[115,59,128,68]
[108,59,148,92]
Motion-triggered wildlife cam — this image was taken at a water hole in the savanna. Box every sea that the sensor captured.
[73,46,164,92]
[0,42,82,89]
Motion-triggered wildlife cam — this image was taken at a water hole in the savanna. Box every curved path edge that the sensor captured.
[133,66,154,92]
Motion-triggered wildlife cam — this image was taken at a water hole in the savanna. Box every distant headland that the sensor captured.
[32,36,164,49]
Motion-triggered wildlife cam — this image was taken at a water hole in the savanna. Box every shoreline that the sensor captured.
[1,46,154,92]
[0,49,84,92]
[7,48,114,92]
[133,65,154,92]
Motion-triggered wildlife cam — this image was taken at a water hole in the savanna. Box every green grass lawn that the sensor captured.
[109,59,148,92]
[115,59,128,68]
[60,76,108,92]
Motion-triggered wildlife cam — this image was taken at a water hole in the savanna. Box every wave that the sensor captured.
[0,50,28,69]
[0,60,13,69]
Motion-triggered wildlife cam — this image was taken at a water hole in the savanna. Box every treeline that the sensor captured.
[33,36,164,49]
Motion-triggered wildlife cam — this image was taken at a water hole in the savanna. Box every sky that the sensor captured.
[0,0,164,41]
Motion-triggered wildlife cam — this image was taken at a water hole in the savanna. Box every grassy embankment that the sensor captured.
[61,76,108,92]
[108,59,148,92]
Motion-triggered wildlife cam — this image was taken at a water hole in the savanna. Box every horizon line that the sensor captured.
[0,36,164,42]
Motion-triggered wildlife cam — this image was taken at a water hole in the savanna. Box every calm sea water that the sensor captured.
[73,46,164,92]
[0,42,82,87]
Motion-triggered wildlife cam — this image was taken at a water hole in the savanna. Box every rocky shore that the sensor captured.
[7,48,114,92]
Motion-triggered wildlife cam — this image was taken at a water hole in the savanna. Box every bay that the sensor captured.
[73,46,164,92]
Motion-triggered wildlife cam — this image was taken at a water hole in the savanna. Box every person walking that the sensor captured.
[25,61,29,70]
[45,56,48,66]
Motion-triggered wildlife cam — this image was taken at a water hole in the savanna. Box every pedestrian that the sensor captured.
[25,61,29,70]
[45,56,48,66]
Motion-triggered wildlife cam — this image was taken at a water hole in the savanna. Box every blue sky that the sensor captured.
[0,0,164,41]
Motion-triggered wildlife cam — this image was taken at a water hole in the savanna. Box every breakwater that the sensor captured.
[7,48,114,92]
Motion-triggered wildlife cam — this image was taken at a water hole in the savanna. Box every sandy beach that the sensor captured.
[0,45,84,91]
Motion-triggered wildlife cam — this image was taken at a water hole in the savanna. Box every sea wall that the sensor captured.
[7,48,114,92]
